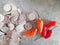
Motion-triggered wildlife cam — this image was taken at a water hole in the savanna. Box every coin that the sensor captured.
[8,22,14,30]
[3,4,12,12]
[16,24,24,33]
[24,22,32,30]
[28,11,37,21]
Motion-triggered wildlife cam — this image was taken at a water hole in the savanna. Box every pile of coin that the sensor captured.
[0,3,57,45]
[0,3,38,39]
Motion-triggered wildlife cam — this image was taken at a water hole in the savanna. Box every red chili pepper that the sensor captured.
[41,25,47,37]
[44,30,52,39]
[36,18,43,34]
[41,25,52,39]
[45,21,57,28]
[25,28,37,38]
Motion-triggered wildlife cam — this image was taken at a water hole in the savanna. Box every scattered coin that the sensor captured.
[24,22,32,30]
[3,4,12,12]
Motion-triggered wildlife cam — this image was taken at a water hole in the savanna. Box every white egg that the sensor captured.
[3,4,12,12]
[0,14,4,22]
[8,22,14,30]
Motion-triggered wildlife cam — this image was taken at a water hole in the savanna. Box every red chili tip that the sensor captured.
[44,30,52,39]
[46,21,57,28]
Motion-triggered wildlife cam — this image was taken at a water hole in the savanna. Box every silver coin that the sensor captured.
[3,4,12,12]
[16,24,25,33]
[1,26,9,32]
[24,22,32,30]
[18,14,26,25]
[11,10,19,16]
[8,22,14,30]
[28,11,38,21]
[3,15,10,24]
[11,10,19,24]
[10,4,17,11]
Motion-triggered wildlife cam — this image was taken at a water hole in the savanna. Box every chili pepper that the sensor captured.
[45,21,57,28]
[41,25,47,37]
[41,25,52,39]
[25,28,37,38]
[45,30,52,39]
[36,18,43,34]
